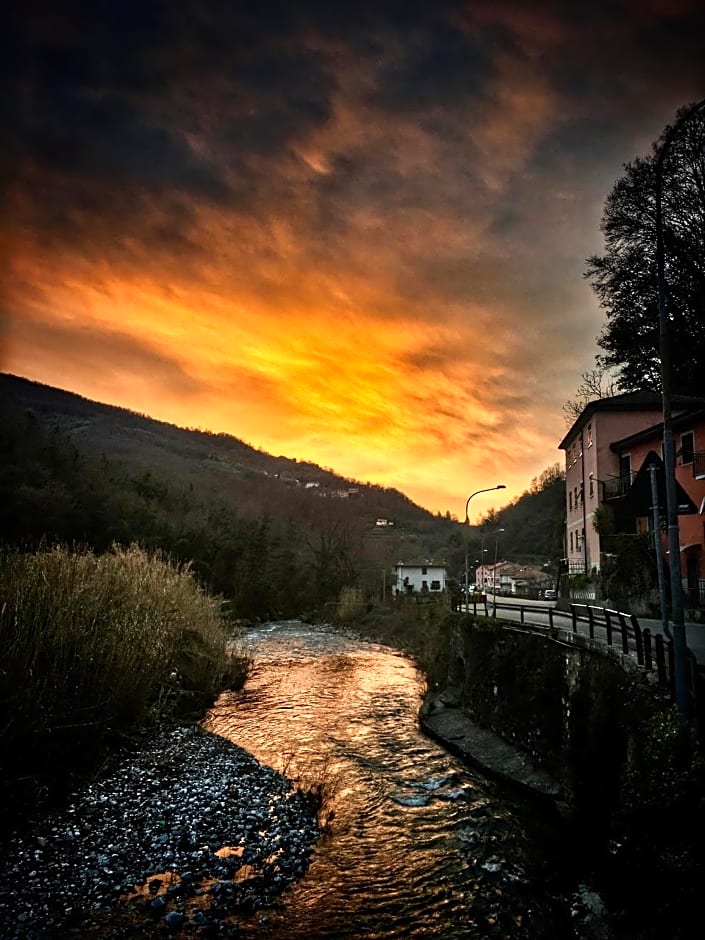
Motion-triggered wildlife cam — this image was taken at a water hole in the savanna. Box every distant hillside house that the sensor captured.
[394,561,447,596]
[375,518,394,527]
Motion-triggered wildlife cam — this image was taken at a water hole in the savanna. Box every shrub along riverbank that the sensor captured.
[0,544,250,834]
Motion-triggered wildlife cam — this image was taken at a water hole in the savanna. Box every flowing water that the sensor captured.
[203,621,583,939]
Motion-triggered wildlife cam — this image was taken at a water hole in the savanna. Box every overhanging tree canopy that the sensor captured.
[586,103,705,395]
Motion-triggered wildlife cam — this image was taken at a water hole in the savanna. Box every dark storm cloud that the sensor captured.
[6,0,340,250]
[370,16,497,114]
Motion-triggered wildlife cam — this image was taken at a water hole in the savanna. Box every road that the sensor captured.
[463,594,705,665]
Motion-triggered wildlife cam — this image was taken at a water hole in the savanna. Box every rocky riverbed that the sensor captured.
[0,725,321,938]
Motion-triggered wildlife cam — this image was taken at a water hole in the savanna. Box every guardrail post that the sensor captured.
[655,633,668,688]
[631,614,644,665]
[520,605,525,624]
[603,608,613,646]
[548,606,554,630]
[571,604,578,633]
[644,628,653,671]
[587,606,595,640]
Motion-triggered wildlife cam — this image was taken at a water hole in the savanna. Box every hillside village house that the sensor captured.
[559,392,701,574]
[558,392,705,605]
[394,561,447,596]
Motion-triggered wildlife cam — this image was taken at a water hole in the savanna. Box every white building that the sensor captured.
[394,561,447,596]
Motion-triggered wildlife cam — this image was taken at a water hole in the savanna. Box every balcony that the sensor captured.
[693,452,705,480]
[601,472,634,501]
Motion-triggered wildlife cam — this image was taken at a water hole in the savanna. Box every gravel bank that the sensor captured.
[0,725,320,938]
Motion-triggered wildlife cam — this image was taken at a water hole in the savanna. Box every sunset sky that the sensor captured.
[4,1,704,518]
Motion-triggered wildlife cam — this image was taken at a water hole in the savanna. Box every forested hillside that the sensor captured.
[490,465,566,562]
[439,466,566,585]
[0,374,459,617]
[1,374,565,616]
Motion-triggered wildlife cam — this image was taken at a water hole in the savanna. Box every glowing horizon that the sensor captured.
[4,2,702,519]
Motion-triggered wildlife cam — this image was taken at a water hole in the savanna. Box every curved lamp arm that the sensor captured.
[464,485,506,523]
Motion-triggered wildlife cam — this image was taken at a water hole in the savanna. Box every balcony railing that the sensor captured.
[601,472,634,501]
[693,451,705,479]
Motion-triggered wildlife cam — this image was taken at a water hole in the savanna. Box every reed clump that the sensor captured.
[0,543,249,825]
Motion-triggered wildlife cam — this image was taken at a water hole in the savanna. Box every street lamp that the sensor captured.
[478,550,488,589]
[655,97,705,717]
[492,528,505,600]
[463,485,506,610]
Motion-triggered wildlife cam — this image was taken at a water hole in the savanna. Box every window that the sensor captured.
[570,532,574,552]
[430,580,441,591]
[579,482,584,504]
[421,566,427,575]
[619,454,631,481]
[587,423,593,446]
[681,431,695,465]
[569,491,573,511]
[589,473,594,498]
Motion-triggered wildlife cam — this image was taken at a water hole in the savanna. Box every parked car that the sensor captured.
[544,588,557,601]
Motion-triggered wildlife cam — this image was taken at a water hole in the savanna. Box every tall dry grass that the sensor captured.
[0,543,249,824]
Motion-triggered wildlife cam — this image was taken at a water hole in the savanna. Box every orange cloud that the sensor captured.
[6,2,702,516]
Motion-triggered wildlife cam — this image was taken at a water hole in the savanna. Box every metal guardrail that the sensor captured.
[463,598,704,744]
[601,472,635,500]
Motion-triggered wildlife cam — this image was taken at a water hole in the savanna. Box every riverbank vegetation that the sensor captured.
[0,543,249,833]
[334,599,454,690]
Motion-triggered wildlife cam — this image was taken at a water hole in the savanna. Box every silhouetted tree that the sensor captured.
[563,367,618,425]
[586,102,705,395]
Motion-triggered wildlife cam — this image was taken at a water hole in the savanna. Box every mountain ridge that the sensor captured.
[0,371,448,535]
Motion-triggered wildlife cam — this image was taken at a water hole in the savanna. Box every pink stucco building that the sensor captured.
[558,392,705,575]
[610,406,705,605]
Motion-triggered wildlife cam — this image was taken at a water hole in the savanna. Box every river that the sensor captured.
[202,620,593,939]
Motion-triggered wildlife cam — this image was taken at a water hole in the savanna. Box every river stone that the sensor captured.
[0,726,320,938]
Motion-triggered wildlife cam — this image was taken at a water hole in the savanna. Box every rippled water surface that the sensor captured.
[203,621,576,939]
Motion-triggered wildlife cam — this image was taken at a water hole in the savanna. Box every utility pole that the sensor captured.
[648,463,670,639]
[655,98,705,717]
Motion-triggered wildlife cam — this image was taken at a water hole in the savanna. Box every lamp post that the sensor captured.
[478,549,488,589]
[463,485,506,610]
[492,528,505,602]
[655,98,705,717]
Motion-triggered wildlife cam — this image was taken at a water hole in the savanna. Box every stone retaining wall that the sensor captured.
[443,617,667,828]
